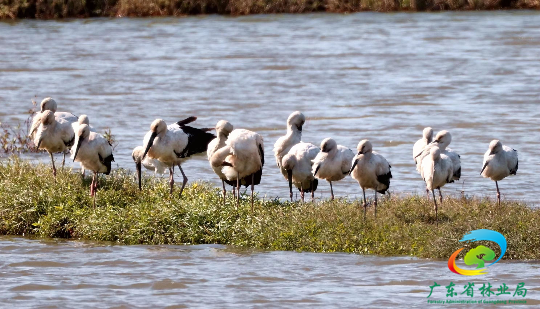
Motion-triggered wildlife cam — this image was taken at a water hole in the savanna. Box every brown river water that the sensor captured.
[1,12,540,307]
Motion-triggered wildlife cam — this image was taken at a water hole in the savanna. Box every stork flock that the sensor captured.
[30,98,519,222]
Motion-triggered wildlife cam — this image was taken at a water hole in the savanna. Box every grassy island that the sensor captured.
[0,157,538,260]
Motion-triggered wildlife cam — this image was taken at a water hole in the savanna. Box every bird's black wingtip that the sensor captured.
[176,116,197,127]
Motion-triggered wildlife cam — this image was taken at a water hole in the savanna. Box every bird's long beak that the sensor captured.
[313,164,321,176]
[480,162,489,175]
[136,161,142,190]
[414,150,424,159]
[142,132,157,159]
[349,159,358,175]
[287,169,293,201]
[72,136,84,161]
[297,124,303,132]
[37,138,43,149]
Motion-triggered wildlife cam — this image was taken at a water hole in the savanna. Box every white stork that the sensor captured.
[274,111,305,176]
[132,146,167,190]
[142,117,215,197]
[415,130,461,201]
[312,138,355,200]
[281,142,320,202]
[207,120,237,206]
[30,98,77,166]
[71,124,114,208]
[481,140,518,206]
[210,129,264,211]
[413,127,433,163]
[421,146,453,225]
[33,110,75,177]
[349,140,392,217]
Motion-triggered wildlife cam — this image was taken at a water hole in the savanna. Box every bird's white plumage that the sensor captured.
[217,129,264,181]
[30,98,77,138]
[421,147,453,191]
[312,138,354,182]
[207,120,234,182]
[481,140,518,181]
[350,140,391,193]
[71,114,95,134]
[282,142,320,191]
[71,125,113,174]
[143,120,189,166]
[413,127,433,163]
[416,130,461,181]
[33,111,75,154]
[132,145,166,174]
[273,111,305,172]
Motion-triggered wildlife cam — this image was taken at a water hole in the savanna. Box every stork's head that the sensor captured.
[423,127,433,142]
[77,124,91,139]
[488,140,503,155]
[432,130,452,149]
[357,139,373,155]
[132,146,144,164]
[215,120,233,138]
[72,124,90,162]
[132,146,145,190]
[143,119,166,159]
[281,153,297,171]
[320,138,337,153]
[78,114,90,125]
[150,119,167,134]
[287,111,305,132]
[40,97,57,113]
[40,110,55,126]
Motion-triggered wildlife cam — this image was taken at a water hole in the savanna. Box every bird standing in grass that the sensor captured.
[274,111,305,177]
[132,146,167,190]
[207,120,237,206]
[30,98,78,167]
[210,129,264,211]
[71,124,114,208]
[142,117,215,197]
[481,140,518,206]
[349,140,392,218]
[431,130,461,182]
[30,98,78,135]
[312,138,355,200]
[421,146,453,225]
[415,130,460,201]
[281,142,320,202]
[33,110,76,177]
[413,127,433,163]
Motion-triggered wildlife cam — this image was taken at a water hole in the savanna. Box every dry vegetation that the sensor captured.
[1,157,539,259]
[0,0,538,19]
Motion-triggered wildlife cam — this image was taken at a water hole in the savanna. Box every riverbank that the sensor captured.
[1,157,538,259]
[1,0,539,19]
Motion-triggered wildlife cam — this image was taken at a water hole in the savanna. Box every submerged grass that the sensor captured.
[1,157,539,260]
[0,0,538,19]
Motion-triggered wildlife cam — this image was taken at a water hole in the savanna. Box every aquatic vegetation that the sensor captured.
[0,0,538,19]
[1,157,539,259]
[0,102,38,155]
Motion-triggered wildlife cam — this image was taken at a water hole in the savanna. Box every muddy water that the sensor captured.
[1,12,540,203]
[1,236,539,308]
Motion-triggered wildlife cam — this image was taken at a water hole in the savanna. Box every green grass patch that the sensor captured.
[1,157,539,260]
